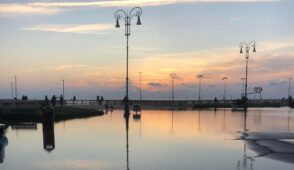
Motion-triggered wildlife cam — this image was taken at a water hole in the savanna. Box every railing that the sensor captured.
[0,99,290,109]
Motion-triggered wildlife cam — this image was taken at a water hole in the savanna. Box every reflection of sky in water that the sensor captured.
[1,108,294,170]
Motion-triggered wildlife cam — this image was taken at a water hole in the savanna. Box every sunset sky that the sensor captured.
[0,0,293,100]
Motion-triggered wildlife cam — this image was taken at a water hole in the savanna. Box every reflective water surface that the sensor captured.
[1,108,294,170]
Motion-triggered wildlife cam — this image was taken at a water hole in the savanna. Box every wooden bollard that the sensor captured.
[42,105,55,152]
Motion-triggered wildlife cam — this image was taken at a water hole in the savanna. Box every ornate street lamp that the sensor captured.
[239,41,256,108]
[114,7,143,114]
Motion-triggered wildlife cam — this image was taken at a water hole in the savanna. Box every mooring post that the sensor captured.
[42,105,55,152]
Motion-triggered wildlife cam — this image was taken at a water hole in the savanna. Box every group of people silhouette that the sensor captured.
[43,95,64,107]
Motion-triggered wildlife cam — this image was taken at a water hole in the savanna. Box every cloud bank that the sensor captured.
[0,0,279,15]
[23,24,113,34]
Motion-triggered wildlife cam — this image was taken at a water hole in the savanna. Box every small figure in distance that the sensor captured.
[51,95,56,107]
[73,96,76,104]
[60,95,64,107]
[44,95,49,107]
[214,97,218,104]
[99,96,104,105]
[96,96,100,104]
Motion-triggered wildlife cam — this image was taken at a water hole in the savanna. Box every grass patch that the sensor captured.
[0,106,104,122]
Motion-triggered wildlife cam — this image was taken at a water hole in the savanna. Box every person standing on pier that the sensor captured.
[51,95,56,107]
[60,95,64,107]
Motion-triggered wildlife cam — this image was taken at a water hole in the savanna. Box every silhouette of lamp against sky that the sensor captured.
[197,74,203,101]
[114,7,143,113]
[222,76,228,101]
[239,41,256,108]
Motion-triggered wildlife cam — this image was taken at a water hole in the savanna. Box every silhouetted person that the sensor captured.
[214,97,218,108]
[214,97,218,104]
[73,96,76,104]
[44,95,49,107]
[96,96,100,103]
[51,95,56,107]
[289,96,293,107]
[60,95,64,107]
[99,96,104,105]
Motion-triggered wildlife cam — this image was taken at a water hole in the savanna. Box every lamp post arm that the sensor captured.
[114,10,127,20]
[129,7,143,19]
[239,42,247,49]
[249,41,257,48]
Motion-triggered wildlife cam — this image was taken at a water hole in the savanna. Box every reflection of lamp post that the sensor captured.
[124,111,130,170]
[114,7,143,113]
[239,41,257,108]
[222,77,228,101]
[197,74,203,101]
[170,73,176,102]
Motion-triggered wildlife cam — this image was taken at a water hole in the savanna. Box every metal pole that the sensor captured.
[172,76,175,101]
[139,72,142,101]
[224,80,226,101]
[11,82,14,99]
[199,78,201,101]
[245,50,249,108]
[62,79,65,99]
[241,78,245,97]
[289,78,292,98]
[14,75,17,100]
[126,16,129,107]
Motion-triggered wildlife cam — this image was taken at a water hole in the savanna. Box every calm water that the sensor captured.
[1,108,294,170]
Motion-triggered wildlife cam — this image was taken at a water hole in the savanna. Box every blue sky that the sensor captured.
[0,0,293,100]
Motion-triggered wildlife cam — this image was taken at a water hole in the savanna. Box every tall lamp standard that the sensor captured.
[62,79,65,99]
[114,7,143,114]
[222,77,228,101]
[241,78,245,97]
[197,74,203,101]
[170,73,176,102]
[239,41,256,108]
[139,72,142,101]
[288,78,293,99]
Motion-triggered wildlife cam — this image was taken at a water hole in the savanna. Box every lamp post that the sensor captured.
[62,79,65,99]
[239,41,256,109]
[114,7,143,114]
[222,77,228,101]
[139,72,142,101]
[14,75,17,100]
[241,78,245,97]
[288,78,293,98]
[170,73,176,102]
[197,74,203,101]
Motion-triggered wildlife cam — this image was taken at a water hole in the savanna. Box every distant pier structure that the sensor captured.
[0,98,292,110]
